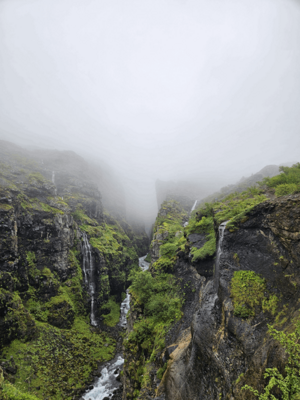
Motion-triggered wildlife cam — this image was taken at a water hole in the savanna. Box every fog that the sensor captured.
[1,0,300,227]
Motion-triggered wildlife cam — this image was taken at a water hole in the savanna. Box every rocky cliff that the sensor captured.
[159,193,300,400]
[123,164,300,400]
[0,141,148,400]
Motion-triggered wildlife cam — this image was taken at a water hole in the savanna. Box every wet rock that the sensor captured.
[161,194,300,400]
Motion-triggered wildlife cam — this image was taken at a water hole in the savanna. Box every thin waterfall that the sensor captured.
[191,199,198,212]
[82,232,97,326]
[51,171,57,195]
[214,221,228,289]
[184,199,198,227]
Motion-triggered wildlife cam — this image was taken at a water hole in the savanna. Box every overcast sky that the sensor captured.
[1,0,300,221]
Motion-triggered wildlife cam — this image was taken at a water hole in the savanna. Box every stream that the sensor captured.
[214,220,228,290]
[83,255,150,400]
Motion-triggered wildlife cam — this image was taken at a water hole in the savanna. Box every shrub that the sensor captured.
[101,297,120,327]
[231,270,278,318]
[275,183,298,197]
[231,271,266,317]
[1,382,40,400]
[242,322,300,399]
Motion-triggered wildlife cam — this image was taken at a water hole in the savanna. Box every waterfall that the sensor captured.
[83,255,148,400]
[191,199,198,212]
[119,290,130,328]
[139,255,150,271]
[82,233,97,326]
[184,199,198,227]
[214,221,228,289]
[51,171,57,195]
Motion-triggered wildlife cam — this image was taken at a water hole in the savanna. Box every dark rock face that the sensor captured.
[187,233,214,277]
[159,194,300,400]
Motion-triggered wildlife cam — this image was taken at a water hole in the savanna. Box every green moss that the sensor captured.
[230,270,278,318]
[63,250,85,315]
[72,206,97,225]
[1,382,40,400]
[157,362,167,380]
[262,294,279,316]
[235,373,244,385]
[144,253,151,263]
[26,252,40,279]
[213,192,267,227]
[1,318,115,400]
[190,232,216,261]
[101,297,120,327]
[185,211,216,262]
[231,271,265,317]
[0,203,13,211]
[27,172,46,184]
[0,290,36,345]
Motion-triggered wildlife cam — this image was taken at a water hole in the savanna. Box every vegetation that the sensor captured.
[230,270,278,318]
[151,200,187,272]
[1,381,41,400]
[101,296,120,327]
[242,322,300,399]
[1,318,115,400]
[124,269,183,398]
[73,207,139,306]
[144,253,151,263]
[0,152,144,400]
[262,163,300,197]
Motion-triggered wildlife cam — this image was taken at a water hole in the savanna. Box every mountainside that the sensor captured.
[0,142,148,400]
[123,163,300,400]
[1,140,300,400]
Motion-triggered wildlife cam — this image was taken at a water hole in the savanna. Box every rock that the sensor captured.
[162,194,300,400]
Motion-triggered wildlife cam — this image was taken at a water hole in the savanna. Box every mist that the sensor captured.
[1,0,300,227]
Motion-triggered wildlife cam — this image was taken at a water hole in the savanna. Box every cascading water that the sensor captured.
[191,199,198,212]
[83,255,147,400]
[214,221,228,289]
[139,255,150,271]
[82,233,97,326]
[51,170,57,195]
[184,199,198,227]
[119,290,130,328]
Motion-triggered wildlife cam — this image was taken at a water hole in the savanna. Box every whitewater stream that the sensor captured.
[214,221,228,290]
[82,233,97,326]
[184,199,198,227]
[83,255,150,400]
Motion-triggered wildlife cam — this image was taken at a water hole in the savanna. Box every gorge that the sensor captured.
[1,140,300,400]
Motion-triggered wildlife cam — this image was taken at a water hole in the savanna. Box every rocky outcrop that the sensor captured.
[158,194,300,400]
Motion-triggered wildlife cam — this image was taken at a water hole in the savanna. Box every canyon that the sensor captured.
[1,140,300,400]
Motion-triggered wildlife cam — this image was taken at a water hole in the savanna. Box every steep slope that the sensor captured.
[0,142,148,400]
[123,163,300,400]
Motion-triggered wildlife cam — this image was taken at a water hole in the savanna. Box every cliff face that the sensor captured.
[0,142,148,400]
[158,194,300,400]
[122,188,300,400]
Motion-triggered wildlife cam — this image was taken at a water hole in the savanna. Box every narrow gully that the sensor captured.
[83,255,150,400]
